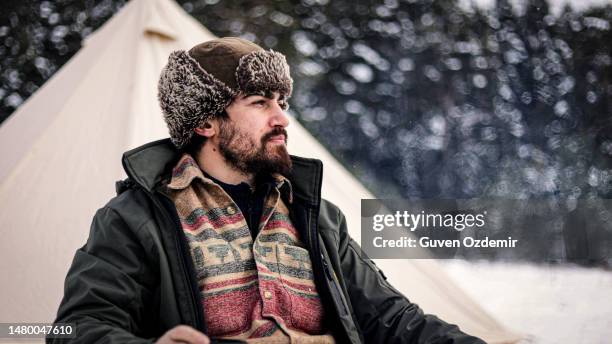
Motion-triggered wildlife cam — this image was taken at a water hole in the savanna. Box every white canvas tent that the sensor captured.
[0,0,520,342]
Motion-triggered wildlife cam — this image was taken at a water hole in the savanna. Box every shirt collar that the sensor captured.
[166,153,211,190]
[167,153,293,203]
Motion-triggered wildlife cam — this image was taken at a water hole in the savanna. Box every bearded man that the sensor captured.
[50,37,484,344]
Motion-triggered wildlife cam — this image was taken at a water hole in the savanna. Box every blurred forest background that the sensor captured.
[1,0,611,264]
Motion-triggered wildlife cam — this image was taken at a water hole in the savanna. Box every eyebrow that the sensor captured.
[243,91,284,100]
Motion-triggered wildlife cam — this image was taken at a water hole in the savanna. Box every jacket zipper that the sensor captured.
[321,253,349,315]
[305,206,355,342]
[300,164,358,343]
[153,191,207,334]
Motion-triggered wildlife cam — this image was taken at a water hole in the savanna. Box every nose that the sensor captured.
[269,102,289,128]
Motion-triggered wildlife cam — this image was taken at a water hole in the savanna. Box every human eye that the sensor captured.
[251,99,266,107]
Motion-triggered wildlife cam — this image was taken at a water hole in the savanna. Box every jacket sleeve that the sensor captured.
[48,206,158,344]
[336,209,486,344]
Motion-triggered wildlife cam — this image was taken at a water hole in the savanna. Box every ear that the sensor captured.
[194,121,217,138]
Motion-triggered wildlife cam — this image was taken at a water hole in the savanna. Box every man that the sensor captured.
[50,37,484,344]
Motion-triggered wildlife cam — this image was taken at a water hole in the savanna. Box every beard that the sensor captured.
[217,119,292,177]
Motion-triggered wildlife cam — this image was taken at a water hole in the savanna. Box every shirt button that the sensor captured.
[264,291,273,299]
[227,206,236,215]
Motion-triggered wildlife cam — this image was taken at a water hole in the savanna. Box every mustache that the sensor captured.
[262,127,288,143]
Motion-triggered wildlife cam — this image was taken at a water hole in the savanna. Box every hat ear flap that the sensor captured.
[158,50,237,148]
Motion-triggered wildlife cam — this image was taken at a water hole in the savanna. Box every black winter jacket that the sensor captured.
[49,139,485,344]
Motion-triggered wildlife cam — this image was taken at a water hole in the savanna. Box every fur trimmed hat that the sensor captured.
[158,37,293,148]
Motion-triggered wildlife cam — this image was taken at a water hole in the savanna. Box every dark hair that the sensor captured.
[182,110,229,157]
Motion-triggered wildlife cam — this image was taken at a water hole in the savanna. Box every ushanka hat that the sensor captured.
[158,37,293,148]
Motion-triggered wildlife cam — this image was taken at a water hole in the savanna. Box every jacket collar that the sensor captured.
[121,138,322,207]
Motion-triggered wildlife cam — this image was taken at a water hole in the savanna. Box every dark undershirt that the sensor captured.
[202,171,274,238]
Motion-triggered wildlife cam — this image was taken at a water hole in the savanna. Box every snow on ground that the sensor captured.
[440,260,612,344]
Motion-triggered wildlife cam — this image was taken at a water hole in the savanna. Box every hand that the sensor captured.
[156,325,210,344]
